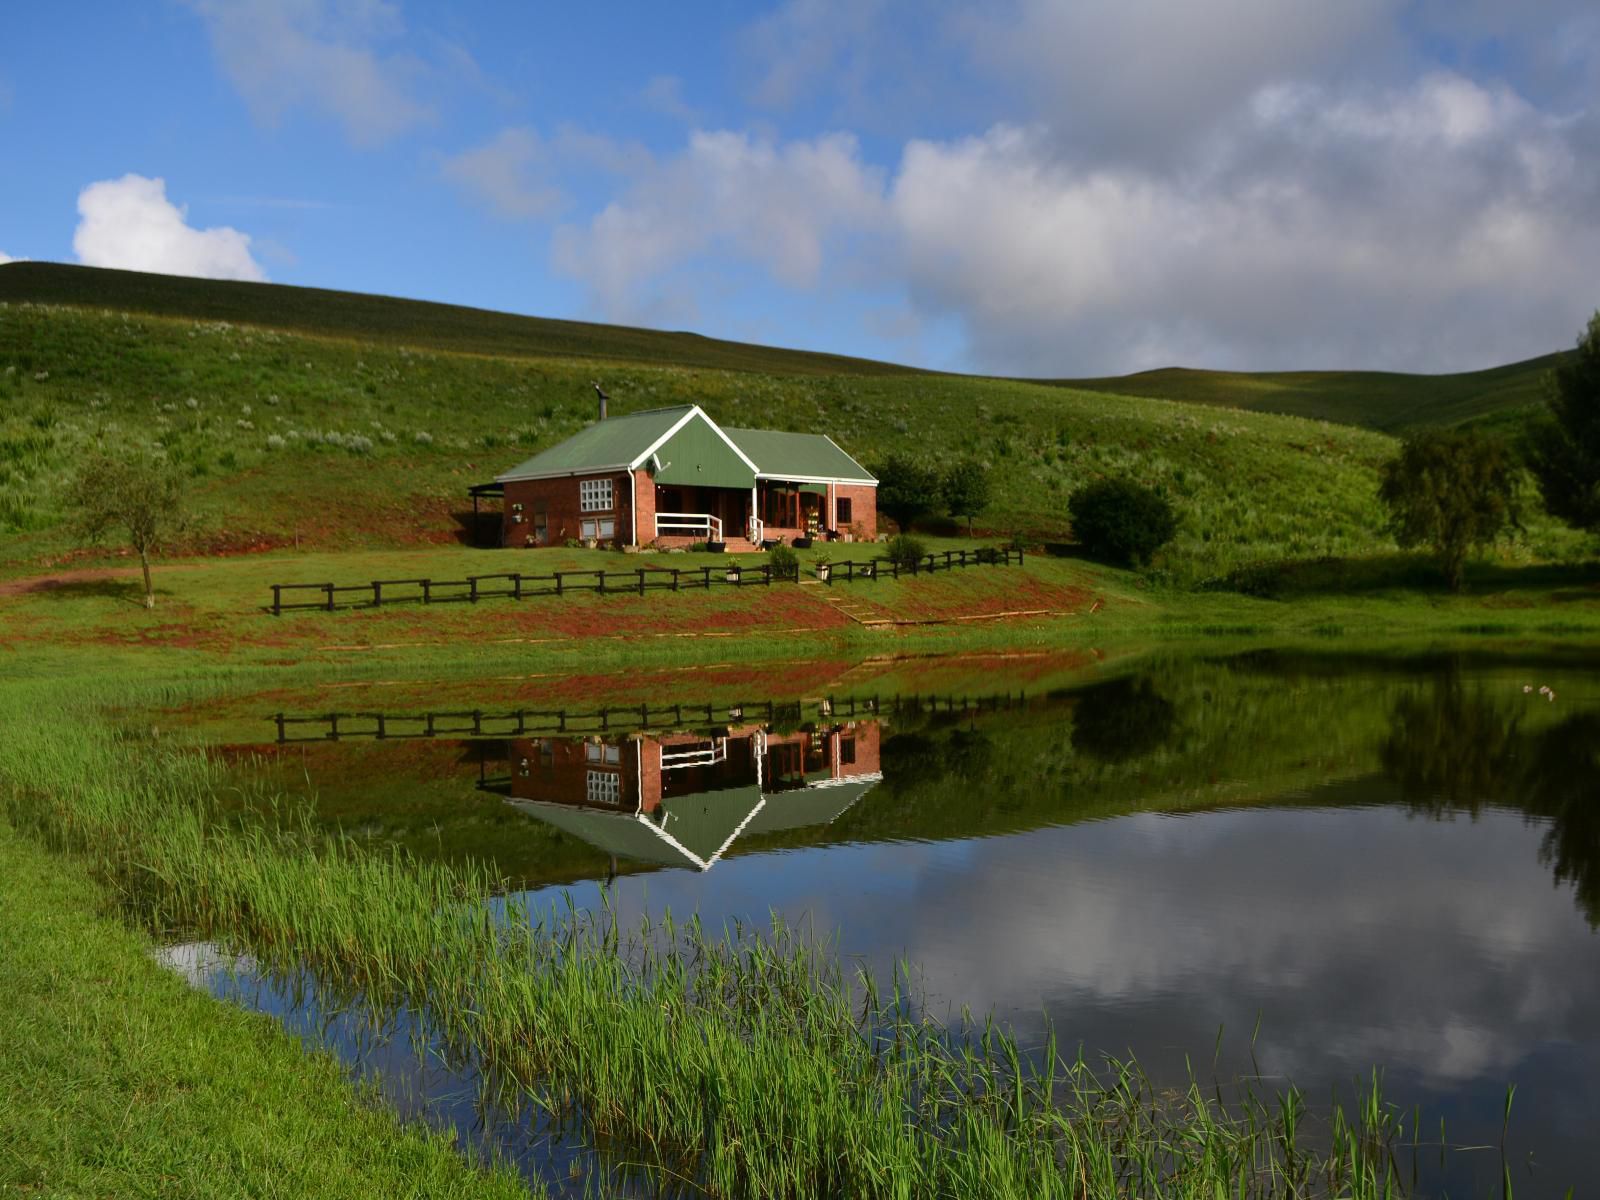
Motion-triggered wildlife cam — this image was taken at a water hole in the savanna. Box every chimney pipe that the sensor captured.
[594,382,609,421]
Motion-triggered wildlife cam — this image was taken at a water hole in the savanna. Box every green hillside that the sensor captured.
[1052,355,1562,432]
[0,263,1584,585]
[0,261,927,379]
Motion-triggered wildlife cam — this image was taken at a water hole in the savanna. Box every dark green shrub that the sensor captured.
[767,543,800,580]
[874,454,941,532]
[1068,479,1178,565]
[885,533,927,570]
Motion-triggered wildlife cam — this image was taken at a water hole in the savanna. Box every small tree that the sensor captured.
[1067,478,1177,566]
[942,458,992,535]
[1377,427,1522,592]
[1527,311,1600,534]
[766,542,800,581]
[874,453,941,534]
[68,450,188,608]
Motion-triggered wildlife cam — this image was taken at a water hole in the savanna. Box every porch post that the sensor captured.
[750,484,758,540]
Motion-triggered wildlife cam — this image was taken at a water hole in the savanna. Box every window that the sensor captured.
[836,496,853,525]
[579,517,616,540]
[533,504,548,545]
[586,770,621,806]
[839,737,856,766]
[579,477,614,512]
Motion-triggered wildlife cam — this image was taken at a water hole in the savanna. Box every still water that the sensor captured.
[188,650,1600,1196]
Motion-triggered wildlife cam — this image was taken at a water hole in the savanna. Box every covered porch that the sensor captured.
[652,479,853,548]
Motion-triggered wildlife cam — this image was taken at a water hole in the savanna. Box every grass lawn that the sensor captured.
[0,818,530,1200]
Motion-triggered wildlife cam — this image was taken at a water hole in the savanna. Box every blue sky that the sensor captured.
[2,1,1597,375]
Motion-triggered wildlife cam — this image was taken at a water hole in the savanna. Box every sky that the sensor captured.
[2,1,1597,376]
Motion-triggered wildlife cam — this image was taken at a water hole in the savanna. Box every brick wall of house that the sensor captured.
[503,472,639,548]
[832,484,878,541]
[632,468,657,546]
[508,737,640,808]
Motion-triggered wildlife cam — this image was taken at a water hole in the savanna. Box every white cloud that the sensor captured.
[888,74,1600,372]
[440,127,564,220]
[551,131,886,323]
[73,175,266,282]
[0,252,19,265]
[184,0,432,146]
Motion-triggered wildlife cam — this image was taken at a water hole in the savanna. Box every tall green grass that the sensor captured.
[1,677,1441,1198]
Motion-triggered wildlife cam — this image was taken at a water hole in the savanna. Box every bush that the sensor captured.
[885,533,927,570]
[766,543,800,580]
[874,454,941,533]
[1068,479,1178,566]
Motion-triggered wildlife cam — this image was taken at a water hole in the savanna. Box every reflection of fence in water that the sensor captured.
[270,690,1027,744]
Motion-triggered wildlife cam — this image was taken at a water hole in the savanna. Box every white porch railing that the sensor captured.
[660,738,728,770]
[748,514,764,545]
[655,512,723,542]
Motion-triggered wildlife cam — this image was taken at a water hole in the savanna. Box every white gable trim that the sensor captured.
[629,405,761,475]
[495,462,632,484]
[755,472,878,487]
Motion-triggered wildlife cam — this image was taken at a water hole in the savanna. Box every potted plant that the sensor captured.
[706,539,726,553]
[814,551,832,581]
[724,563,741,584]
[793,535,813,549]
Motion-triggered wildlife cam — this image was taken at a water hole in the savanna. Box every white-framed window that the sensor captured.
[584,742,622,765]
[586,769,622,806]
[579,477,614,512]
[579,517,616,540]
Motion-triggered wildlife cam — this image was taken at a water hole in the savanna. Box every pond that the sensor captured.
[181,649,1600,1196]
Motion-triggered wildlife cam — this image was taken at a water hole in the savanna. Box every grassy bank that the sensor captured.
[0,675,1431,1199]
[0,817,529,1200]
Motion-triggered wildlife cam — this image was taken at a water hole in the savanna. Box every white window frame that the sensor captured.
[579,477,614,513]
[579,517,616,540]
[586,769,621,806]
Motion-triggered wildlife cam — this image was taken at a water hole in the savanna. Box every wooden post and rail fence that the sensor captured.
[266,546,1024,615]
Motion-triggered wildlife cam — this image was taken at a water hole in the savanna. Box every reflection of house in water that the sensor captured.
[490,723,882,871]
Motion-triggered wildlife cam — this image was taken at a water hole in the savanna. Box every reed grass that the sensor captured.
[1,677,1442,1198]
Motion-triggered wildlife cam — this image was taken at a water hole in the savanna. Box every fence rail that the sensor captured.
[269,689,1028,744]
[267,545,1023,615]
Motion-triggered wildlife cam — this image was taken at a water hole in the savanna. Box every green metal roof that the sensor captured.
[723,428,876,484]
[651,416,757,490]
[496,406,874,487]
[496,406,694,482]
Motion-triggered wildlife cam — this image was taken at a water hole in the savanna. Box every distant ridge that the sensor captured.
[1047,357,1562,432]
[0,262,927,379]
[0,261,1564,432]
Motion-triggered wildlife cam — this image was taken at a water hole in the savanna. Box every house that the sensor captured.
[485,723,883,872]
[491,403,877,551]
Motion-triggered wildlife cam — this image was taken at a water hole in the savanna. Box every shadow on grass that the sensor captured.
[1216,554,1600,600]
[24,578,159,607]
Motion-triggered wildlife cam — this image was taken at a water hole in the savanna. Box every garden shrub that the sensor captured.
[1068,478,1178,566]
[885,533,928,570]
[767,542,800,580]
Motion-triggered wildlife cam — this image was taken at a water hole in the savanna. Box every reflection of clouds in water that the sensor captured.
[890,803,1596,1090]
[518,795,1600,1100]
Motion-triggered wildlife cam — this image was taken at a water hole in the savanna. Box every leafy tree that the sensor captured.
[1527,312,1600,534]
[941,458,992,535]
[1377,427,1522,592]
[1067,478,1177,566]
[874,453,941,533]
[68,450,188,608]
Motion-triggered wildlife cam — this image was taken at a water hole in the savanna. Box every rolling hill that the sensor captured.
[0,262,1584,581]
[1049,356,1561,433]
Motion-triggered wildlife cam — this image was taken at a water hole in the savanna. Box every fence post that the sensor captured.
[373,581,384,607]
[598,570,606,595]
[274,713,285,742]
[327,713,340,740]
[637,568,645,596]
[422,580,432,604]
[375,713,386,740]
[555,572,563,596]
[702,565,711,589]
[324,583,335,611]
[513,573,523,600]
[764,565,772,586]
[271,585,282,615]
[470,576,480,603]
[672,569,680,592]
